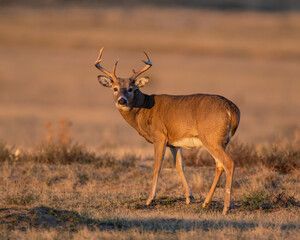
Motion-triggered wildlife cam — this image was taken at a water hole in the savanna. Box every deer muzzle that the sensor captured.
[118,97,127,106]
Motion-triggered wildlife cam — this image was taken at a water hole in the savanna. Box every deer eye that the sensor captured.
[113,87,118,92]
[128,88,133,93]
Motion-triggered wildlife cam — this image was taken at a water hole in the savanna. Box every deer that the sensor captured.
[94,47,240,215]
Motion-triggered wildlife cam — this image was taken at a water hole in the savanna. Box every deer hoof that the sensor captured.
[222,208,228,215]
[186,195,194,204]
[146,198,155,206]
[202,202,210,208]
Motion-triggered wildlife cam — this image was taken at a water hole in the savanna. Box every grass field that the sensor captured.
[0,135,300,239]
[0,5,300,239]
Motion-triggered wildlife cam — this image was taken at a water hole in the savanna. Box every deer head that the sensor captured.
[95,47,152,109]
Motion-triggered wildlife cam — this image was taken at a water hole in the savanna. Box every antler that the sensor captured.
[130,51,152,80]
[95,47,119,80]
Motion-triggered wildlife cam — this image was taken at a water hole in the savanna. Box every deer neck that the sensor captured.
[132,89,147,108]
[117,89,154,131]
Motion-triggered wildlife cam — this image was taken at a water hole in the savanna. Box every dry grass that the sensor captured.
[1,120,299,172]
[0,119,138,168]
[0,125,300,238]
[0,154,299,239]
[261,132,300,173]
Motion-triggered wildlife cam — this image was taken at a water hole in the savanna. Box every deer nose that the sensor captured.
[118,97,127,106]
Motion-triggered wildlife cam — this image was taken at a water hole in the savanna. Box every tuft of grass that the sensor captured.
[122,153,138,168]
[93,153,137,169]
[5,192,39,206]
[76,173,90,186]
[262,146,300,173]
[227,139,261,168]
[271,192,299,208]
[46,175,67,187]
[26,142,97,165]
[46,207,84,224]
[0,143,13,163]
[0,119,138,168]
[156,196,186,206]
[240,191,299,211]
[16,144,137,168]
[240,191,271,211]
[0,142,137,169]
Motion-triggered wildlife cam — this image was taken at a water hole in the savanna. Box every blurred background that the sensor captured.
[0,0,299,151]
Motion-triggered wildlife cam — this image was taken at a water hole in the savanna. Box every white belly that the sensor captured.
[170,137,203,149]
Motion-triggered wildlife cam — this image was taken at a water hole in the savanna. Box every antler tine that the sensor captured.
[112,59,119,78]
[130,51,152,80]
[94,47,104,67]
[94,47,118,79]
[142,51,151,64]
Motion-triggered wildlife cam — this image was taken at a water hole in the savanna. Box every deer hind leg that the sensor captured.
[203,146,234,215]
[146,140,167,205]
[202,163,224,209]
[222,153,234,215]
[170,146,194,204]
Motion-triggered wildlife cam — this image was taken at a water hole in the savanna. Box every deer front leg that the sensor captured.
[146,140,167,205]
[170,146,194,204]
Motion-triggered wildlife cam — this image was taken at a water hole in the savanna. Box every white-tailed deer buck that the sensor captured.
[95,48,240,215]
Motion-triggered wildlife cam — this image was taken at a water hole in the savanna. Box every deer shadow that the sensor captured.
[0,206,299,232]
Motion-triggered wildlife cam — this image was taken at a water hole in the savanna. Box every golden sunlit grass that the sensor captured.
[0,120,300,239]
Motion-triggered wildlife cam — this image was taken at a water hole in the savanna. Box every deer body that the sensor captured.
[95,48,240,215]
[118,92,239,148]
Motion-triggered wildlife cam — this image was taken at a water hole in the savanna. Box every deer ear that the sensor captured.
[98,75,113,87]
[135,77,149,88]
